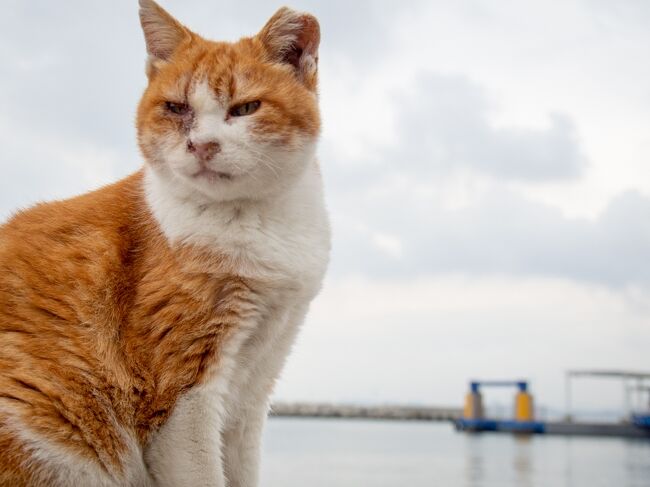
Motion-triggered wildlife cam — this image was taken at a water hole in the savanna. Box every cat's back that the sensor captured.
[0,172,152,485]
[0,172,150,333]
[1,171,150,296]
[1,171,146,259]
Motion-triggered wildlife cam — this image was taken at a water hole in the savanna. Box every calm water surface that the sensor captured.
[261,418,650,487]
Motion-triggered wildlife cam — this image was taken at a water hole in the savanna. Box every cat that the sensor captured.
[0,1,329,485]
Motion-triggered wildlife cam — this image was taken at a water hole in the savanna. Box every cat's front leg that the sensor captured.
[145,387,226,487]
[222,402,269,487]
[222,308,306,487]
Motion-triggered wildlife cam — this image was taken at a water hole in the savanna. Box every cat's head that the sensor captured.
[136,0,320,202]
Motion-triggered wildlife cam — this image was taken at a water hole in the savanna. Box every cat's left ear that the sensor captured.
[258,8,320,91]
[139,0,191,78]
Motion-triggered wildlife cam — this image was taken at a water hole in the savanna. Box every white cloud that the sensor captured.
[392,74,586,181]
[371,232,403,259]
[326,170,650,287]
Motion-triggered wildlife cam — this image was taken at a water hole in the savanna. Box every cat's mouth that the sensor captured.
[192,167,233,182]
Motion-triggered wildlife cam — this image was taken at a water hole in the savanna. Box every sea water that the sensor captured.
[261,418,650,487]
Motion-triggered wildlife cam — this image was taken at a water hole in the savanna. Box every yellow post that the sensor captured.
[514,391,534,421]
[463,391,484,419]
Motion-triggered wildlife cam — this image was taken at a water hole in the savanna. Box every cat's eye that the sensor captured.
[165,101,190,115]
[230,101,261,117]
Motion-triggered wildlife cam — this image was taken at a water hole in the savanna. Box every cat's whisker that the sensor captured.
[238,143,282,180]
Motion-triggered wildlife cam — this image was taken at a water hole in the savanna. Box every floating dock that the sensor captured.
[456,371,650,439]
[455,418,650,438]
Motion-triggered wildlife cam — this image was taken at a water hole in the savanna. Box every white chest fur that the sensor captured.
[144,159,330,297]
[142,159,330,487]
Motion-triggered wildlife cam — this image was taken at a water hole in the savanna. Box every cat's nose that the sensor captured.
[187,140,221,162]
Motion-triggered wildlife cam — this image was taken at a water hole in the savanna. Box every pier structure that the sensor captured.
[565,369,650,421]
[457,379,544,434]
[463,380,534,422]
[456,370,650,438]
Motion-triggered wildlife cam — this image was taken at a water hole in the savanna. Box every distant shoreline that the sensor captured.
[270,402,462,422]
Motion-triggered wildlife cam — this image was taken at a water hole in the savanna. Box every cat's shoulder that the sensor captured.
[0,171,153,271]
[2,172,145,233]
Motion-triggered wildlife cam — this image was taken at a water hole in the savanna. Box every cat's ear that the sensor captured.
[258,8,320,90]
[139,0,191,77]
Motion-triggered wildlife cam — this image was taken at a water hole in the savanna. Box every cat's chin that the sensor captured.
[192,167,234,183]
[182,175,245,201]
[158,167,266,204]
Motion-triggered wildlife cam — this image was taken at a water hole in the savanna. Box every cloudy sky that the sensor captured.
[1,0,649,415]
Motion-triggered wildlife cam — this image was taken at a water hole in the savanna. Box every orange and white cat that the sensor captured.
[0,1,329,485]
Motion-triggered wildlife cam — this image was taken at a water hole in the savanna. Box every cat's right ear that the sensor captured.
[139,0,191,78]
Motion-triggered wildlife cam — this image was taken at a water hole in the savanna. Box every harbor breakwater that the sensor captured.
[270,402,462,422]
